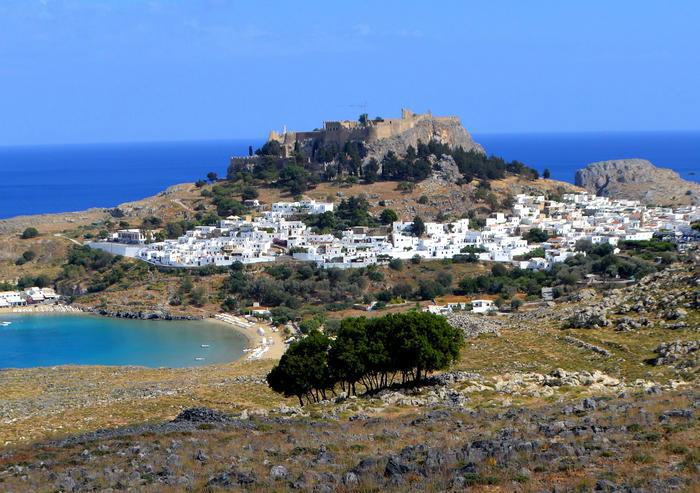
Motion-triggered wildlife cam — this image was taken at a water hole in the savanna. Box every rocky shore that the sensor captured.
[82,307,202,321]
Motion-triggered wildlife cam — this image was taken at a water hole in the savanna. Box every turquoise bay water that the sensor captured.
[0,314,248,369]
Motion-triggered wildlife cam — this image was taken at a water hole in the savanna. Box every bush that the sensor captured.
[510,298,523,311]
[21,227,39,239]
[190,286,207,307]
[379,208,398,225]
[388,258,403,271]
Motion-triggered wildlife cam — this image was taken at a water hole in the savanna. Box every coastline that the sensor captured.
[0,307,284,368]
[208,314,287,361]
[0,304,84,315]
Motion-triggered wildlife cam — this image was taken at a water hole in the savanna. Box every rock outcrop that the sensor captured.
[575,159,700,205]
[365,117,483,162]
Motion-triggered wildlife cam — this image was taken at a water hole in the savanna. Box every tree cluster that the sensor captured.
[304,196,377,232]
[55,245,151,294]
[458,243,660,300]
[226,137,540,193]
[267,312,463,405]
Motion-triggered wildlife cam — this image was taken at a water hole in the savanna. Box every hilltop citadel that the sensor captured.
[267,108,461,158]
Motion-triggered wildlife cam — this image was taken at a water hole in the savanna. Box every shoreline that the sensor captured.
[204,316,256,348]
[0,307,285,369]
[0,304,84,315]
[209,313,287,361]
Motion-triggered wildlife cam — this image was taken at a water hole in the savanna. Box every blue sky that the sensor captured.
[1,0,698,145]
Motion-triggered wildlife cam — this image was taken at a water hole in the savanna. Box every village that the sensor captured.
[0,286,62,310]
[89,193,698,277]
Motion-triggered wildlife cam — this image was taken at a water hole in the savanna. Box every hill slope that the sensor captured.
[575,159,700,206]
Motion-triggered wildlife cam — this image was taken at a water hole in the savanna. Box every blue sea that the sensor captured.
[0,314,248,368]
[0,132,698,219]
[474,131,700,185]
[0,139,262,219]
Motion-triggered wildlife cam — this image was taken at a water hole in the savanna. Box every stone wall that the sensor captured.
[252,108,483,168]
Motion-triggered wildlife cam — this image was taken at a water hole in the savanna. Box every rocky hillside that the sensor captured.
[575,159,700,206]
[0,389,697,492]
[365,116,484,161]
[0,260,698,490]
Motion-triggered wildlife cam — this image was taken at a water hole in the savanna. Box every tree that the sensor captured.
[307,211,337,231]
[165,222,185,239]
[388,258,403,271]
[491,263,508,277]
[190,286,207,307]
[21,227,39,239]
[207,172,218,183]
[267,330,333,405]
[363,158,379,183]
[382,312,462,383]
[267,313,463,403]
[358,113,369,126]
[543,168,551,179]
[411,215,426,237]
[510,298,523,311]
[379,208,398,225]
[241,186,259,200]
[256,140,282,156]
[328,318,370,396]
[524,228,549,243]
[278,165,311,195]
[336,196,374,227]
[141,216,163,229]
[248,145,254,157]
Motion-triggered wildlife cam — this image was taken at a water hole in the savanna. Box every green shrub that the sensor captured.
[21,227,39,239]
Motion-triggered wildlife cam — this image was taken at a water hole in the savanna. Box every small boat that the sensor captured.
[0,321,11,327]
[200,344,210,348]
[195,357,205,361]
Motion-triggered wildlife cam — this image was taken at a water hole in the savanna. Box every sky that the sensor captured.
[0,0,698,146]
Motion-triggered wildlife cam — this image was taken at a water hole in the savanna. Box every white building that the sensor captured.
[471,299,495,314]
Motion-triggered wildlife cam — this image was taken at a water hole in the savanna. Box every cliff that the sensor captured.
[575,158,700,206]
[365,115,484,161]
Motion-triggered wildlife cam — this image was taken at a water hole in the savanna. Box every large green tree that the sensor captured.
[268,312,463,403]
[267,330,333,405]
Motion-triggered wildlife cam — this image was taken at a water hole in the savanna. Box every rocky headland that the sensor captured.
[363,115,484,162]
[575,158,700,206]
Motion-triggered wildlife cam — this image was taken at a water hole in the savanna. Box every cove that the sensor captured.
[0,314,248,369]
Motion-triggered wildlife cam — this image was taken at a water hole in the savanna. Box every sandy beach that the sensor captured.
[210,313,287,360]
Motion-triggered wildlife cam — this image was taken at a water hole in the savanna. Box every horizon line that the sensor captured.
[2,129,700,149]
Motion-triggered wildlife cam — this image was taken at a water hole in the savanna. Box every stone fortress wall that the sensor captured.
[229,108,480,174]
[268,108,460,157]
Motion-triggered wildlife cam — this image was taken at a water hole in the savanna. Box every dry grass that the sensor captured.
[0,359,291,446]
[0,390,697,492]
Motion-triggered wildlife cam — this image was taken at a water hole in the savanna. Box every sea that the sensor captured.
[0,132,698,219]
[0,314,248,368]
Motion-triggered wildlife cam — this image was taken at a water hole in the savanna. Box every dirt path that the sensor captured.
[171,198,195,213]
[53,233,83,246]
